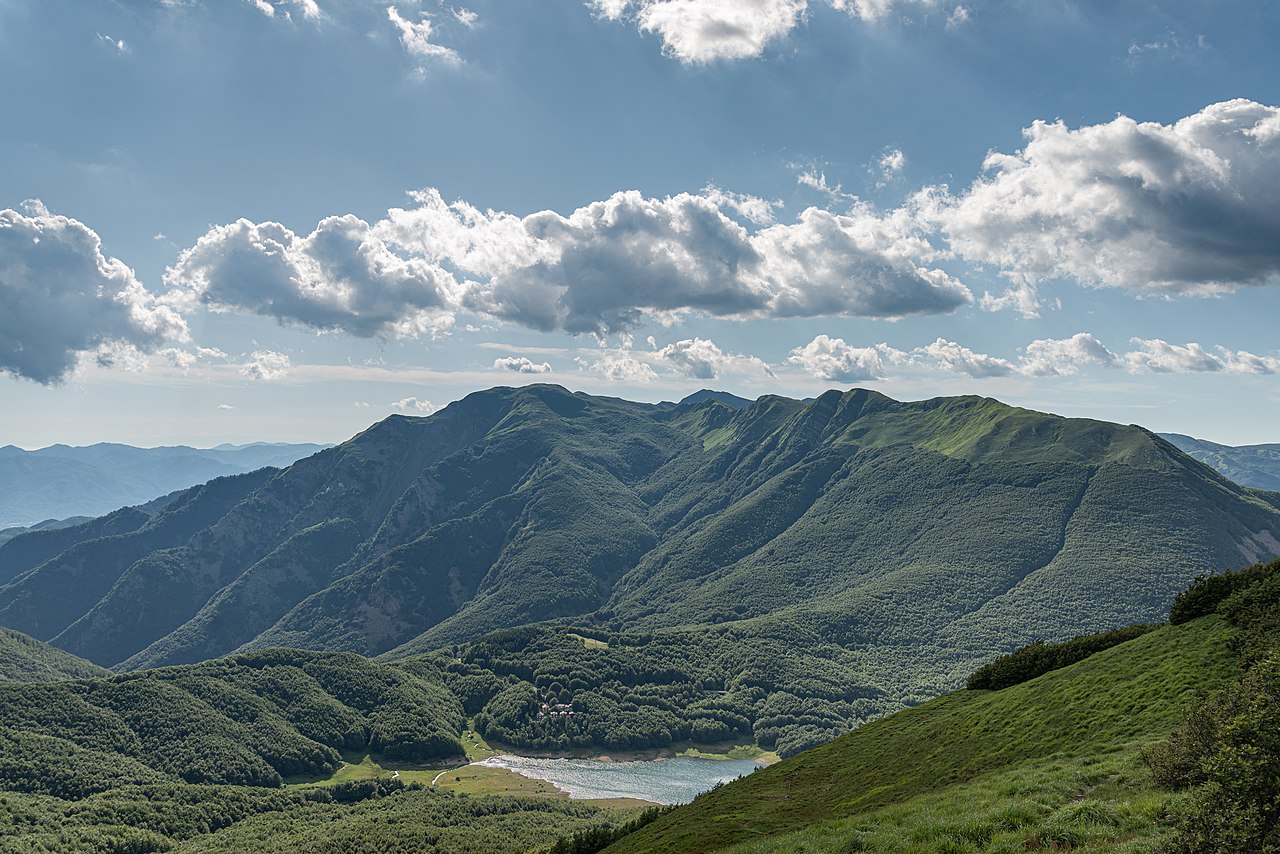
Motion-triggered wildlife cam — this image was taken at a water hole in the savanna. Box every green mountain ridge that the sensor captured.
[1160,432,1280,491]
[0,627,108,683]
[0,385,1276,752]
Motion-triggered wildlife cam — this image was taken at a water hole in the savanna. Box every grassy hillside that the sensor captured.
[606,615,1237,852]
[0,627,107,682]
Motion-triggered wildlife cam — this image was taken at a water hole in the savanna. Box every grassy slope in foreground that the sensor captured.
[607,616,1235,853]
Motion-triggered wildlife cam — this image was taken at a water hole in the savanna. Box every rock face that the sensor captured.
[0,384,1276,685]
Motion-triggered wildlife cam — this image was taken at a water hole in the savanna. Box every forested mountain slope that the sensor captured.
[1161,432,1280,491]
[0,385,1276,725]
[0,628,107,682]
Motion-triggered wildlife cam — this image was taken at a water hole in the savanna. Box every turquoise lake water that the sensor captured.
[477,754,760,804]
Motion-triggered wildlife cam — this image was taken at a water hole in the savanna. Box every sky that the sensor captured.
[1,0,1278,448]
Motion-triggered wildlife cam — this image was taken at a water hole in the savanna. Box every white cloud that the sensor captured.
[945,4,968,28]
[1124,339,1280,375]
[165,215,457,338]
[245,0,321,20]
[392,396,442,413]
[387,5,461,65]
[1019,333,1118,376]
[590,0,807,63]
[930,100,1280,297]
[788,334,904,381]
[0,201,187,384]
[217,403,235,411]
[590,0,938,62]
[176,186,967,342]
[493,355,553,374]
[654,337,773,379]
[875,147,906,185]
[97,33,128,53]
[917,338,1015,377]
[579,350,659,383]
[449,6,478,26]
[353,401,372,408]
[240,350,291,381]
[748,204,969,319]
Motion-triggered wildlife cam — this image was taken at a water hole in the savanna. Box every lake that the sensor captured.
[477,754,760,804]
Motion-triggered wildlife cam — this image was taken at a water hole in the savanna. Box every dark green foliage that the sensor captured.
[548,805,674,854]
[965,623,1159,690]
[1169,558,1276,624]
[1218,559,1280,666]
[1148,557,1280,852]
[0,648,464,804]
[0,628,108,682]
[1150,656,1280,852]
[434,622,882,757]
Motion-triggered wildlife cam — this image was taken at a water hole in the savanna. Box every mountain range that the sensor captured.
[0,441,330,530]
[0,384,1275,728]
[1160,432,1280,492]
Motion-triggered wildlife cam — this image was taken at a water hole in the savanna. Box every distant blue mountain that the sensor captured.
[0,442,330,529]
[1159,433,1280,491]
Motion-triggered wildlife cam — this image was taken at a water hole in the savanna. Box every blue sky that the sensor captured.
[1,0,1278,447]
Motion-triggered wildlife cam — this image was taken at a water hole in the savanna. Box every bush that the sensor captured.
[966,624,1158,691]
[1168,559,1277,624]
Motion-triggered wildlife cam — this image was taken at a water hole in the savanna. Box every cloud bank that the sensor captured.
[0,201,187,384]
[167,187,971,340]
[931,99,1280,308]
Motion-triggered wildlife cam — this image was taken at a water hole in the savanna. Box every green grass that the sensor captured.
[568,632,610,650]
[606,616,1236,852]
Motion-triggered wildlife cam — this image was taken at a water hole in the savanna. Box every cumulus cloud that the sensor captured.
[493,355,552,374]
[246,0,321,20]
[387,5,461,65]
[164,215,457,338]
[654,337,773,379]
[930,100,1280,300]
[1019,333,1118,376]
[579,350,659,383]
[1124,339,1280,375]
[788,334,905,381]
[240,350,291,381]
[0,201,188,384]
[590,0,807,63]
[590,0,937,63]
[171,186,968,342]
[874,147,906,186]
[917,338,1015,377]
[391,396,441,413]
[217,403,235,411]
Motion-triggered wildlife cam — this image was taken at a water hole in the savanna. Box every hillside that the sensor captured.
[0,627,107,682]
[0,441,328,529]
[605,614,1237,852]
[0,385,1277,755]
[1161,432,1280,491]
[0,647,464,798]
